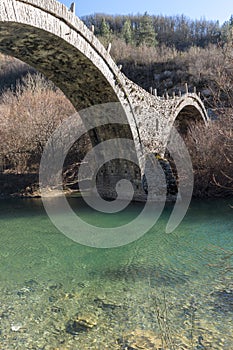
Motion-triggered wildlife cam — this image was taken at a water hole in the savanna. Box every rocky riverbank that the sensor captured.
[0,173,90,199]
[0,173,40,199]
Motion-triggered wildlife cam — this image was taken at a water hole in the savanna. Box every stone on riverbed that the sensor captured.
[94,296,122,310]
[11,323,23,332]
[118,329,164,349]
[211,289,233,313]
[66,314,97,335]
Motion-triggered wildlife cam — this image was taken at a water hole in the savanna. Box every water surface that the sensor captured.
[0,197,232,349]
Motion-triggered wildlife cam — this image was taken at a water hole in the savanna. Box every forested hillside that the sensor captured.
[82,13,233,49]
[81,13,233,105]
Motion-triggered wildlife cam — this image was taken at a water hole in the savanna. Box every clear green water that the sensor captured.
[0,197,232,349]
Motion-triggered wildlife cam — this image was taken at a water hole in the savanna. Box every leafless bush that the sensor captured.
[0,73,76,173]
[185,114,233,197]
[111,38,178,65]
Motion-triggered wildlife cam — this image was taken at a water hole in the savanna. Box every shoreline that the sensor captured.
[0,173,232,201]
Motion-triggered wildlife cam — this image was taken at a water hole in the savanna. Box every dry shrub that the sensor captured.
[0,73,76,173]
[111,38,178,66]
[185,114,233,197]
[111,39,233,110]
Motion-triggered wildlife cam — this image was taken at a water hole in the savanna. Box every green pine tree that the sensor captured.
[122,19,133,44]
[221,15,233,43]
[137,13,157,47]
[100,18,111,39]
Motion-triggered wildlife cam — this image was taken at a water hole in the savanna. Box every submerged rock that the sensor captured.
[17,287,33,296]
[66,314,97,335]
[94,296,122,310]
[212,289,233,313]
[24,279,38,287]
[118,329,164,349]
[11,323,23,332]
[49,282,63,290]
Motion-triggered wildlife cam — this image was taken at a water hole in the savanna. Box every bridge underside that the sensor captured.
[0,22,137,150]
[0,23,118,109]
[0,22,142,199]
[174,105,206,135]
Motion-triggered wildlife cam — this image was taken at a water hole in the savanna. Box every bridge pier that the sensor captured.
[94,153,179,202]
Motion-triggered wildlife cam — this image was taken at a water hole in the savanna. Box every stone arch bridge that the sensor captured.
[0,0,209,200]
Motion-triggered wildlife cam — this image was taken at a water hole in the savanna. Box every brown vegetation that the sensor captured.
[185,114,233,197]
[184,44,233,196]
[0,73,75,174]
[0,72,92,195]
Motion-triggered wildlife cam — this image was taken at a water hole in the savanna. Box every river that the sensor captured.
[0,197,232,349]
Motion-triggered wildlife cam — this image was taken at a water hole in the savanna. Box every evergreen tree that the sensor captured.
[82,13,221,50]
[229,15,233,26]
[221,16,233,43]
[137,13,157,47]
[122,19,133,44]
[100,18,111,40]
[228,15,233,41]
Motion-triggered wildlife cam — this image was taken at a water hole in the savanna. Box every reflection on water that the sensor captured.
[0,197,232,349]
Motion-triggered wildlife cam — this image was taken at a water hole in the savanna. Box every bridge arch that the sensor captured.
[0,0,150,201]
[172,94,209,134]
[0,0,143,158]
